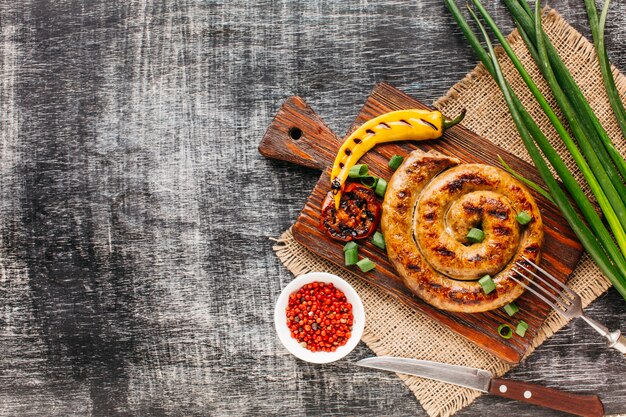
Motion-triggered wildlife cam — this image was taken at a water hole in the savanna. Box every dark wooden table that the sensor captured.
[0,1,624,416]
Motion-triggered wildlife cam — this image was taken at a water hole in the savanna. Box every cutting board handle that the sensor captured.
[258,96,341,170]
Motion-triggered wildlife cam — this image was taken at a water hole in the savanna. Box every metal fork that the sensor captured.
[511,257,626,355]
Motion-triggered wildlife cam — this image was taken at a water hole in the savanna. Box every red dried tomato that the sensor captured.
[286,281,353,352]
[319,182,382,242]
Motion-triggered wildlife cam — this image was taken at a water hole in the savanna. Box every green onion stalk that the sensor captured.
[502,0,626,214]
[444,0,626,299]
[583,0,626,139]
[503,0,626,184]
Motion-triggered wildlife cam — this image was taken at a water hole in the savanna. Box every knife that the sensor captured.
[356,356,604,417]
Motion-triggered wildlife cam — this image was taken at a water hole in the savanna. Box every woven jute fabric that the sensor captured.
[273,9,625,417]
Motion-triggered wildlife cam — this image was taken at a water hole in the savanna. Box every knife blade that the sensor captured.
[356,356,604,417]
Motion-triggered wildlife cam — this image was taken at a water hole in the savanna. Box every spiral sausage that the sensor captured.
[381,149,543,313]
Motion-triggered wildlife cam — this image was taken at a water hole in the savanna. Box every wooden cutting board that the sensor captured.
[259,83,583,364]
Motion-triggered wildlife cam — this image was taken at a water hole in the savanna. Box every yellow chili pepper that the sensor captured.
[330,108,466,207]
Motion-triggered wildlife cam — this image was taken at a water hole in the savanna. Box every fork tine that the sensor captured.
[515,262,575,305]
[509,269,567,314]
[521,256,578,299]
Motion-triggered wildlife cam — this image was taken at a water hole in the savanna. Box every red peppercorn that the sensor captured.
[286,281,354,352]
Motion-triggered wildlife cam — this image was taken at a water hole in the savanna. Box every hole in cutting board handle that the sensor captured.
[288,127,302,140]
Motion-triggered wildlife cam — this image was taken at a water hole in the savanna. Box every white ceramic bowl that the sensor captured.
[274,272,365,364]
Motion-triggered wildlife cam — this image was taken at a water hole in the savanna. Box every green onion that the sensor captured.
[503,302,519,317]
[585,0,626,139]
[388,155,404,170]
[360,175,379,188]
[343,241,358,252]
[498,156,554,204]
[497,324,513,339]
[478,275,496,295]
[344,248,358,266]
[372,231,386,250]
[356,257,376,272]
[374,177,388,198]
[515,211,532,225]
[445,0,626,300]
[504,0,626,187]
[466,227,485,243]
[348,164,369,178]
[516,320,529,337]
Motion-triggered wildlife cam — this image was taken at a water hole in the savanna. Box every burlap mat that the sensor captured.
[273,9,625,417]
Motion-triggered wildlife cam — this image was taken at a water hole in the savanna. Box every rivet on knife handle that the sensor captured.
[488,378,604,417]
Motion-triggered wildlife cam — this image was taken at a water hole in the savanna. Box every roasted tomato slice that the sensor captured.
[320,182,382,242]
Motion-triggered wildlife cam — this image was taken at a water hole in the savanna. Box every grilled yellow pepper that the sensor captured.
[330,108,466,207]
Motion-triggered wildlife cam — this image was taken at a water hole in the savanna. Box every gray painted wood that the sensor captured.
[0,0,624,416]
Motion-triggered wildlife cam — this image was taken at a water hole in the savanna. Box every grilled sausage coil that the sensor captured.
[381,149,543,313]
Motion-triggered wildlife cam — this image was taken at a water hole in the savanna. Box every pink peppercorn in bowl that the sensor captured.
[274,272,366,364]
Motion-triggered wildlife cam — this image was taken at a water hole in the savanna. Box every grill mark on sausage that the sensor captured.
[434,246,455,257]
[443,173,487,192]
[463,204,482,215]
[407,263,422,272]
[492,226,512,236]
[468,254,483,262]
[488,209,508,220]
[524,244,540,253]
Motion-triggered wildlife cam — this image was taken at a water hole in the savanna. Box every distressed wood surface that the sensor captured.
[0,1,624,416]
[262,83,583,364]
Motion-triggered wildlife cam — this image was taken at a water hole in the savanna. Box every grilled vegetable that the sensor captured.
[330,109,465,208]
[320,182,382,242]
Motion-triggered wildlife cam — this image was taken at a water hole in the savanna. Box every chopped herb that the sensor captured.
[372,231,386,250]
[374,178,388,198]
[503,302,519,317]
[479,275,496,295]
[388,155,404,170]
[516,320,529,337]
[348,164,369,178]
[344,248,358,266]
[467,227,485,243]
[516,211,532,225]
[356,257,376,272]
[497,323,513,339]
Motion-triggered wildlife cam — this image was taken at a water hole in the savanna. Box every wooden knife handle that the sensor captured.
[489,378,604,417]
[258,96,341,170]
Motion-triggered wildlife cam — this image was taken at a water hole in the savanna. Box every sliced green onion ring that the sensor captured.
[372,231,386,250]
[344,248,358,266]
[466,228,485,243]
[497,323,513,339]
[515,211,532,225]
[343,241,358,252]
[388,155,404,170]
[360,175,379,188]
[348,164,369,178]
[356,257,376,272]
[478,274,496,295]
[374,178,388,198]
[503,302,519,317]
